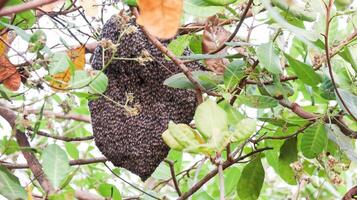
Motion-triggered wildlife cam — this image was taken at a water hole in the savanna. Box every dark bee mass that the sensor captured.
[89,14,199,181]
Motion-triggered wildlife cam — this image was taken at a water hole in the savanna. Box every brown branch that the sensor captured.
[131,7,220,101]
[0,0,8,10]
[15,131,55,194]
[279,100,357,138]
[251,122,314,144]
[2,157,107,169]
[246,29,357,85]
[342,185,357,200]
[165,160,182,197]
[27,127,94,142]
[229,59,259,104]
[324,0,357,121]
[0,0,58,16]
[0,105,55,195]
[25,109,91,123]
[177,147,272,200]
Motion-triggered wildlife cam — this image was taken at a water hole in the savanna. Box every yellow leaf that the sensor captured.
[0,33,8,56]
[79,0,98,17]
[50,46,86,90]
[137,0,183,39]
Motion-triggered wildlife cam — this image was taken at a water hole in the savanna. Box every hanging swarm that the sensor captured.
[89,13,199,181]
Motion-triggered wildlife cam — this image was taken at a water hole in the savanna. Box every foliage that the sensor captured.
[0,0,356,200]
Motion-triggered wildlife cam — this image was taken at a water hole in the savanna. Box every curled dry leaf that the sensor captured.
[0,33,21,91]
[137,0,183,39]
[202,15,230,74]
[0,56,21,91]
[50,46,86,90]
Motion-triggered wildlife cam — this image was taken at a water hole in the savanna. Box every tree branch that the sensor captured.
[279,100,357,138]
[25,109,91,123]
[165,159,182,197]
[131,7,220,102]
[0,0,58,16]
[323,0,357,121]
[1,157,107,169]
[209,0,254,54]
[27,127,94,142]
[177,147,272,200]
[15,131,55,194]
[0,105,55,195]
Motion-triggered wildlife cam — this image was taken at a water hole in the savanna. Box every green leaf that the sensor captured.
[164,71,222,90]
[300,123,327,159]
[0,166,27,200]
[256,42,283,74]
[65,143,79,159]
[278,137,298,185]
[218,100,243,125]
[284,53,321,86]
[0,21,31,41]
[167,35,192,56]
[4,0,36,29]
[98,183,122,200]
[49,52,71,75]
[326,124,357,163]
[231,118,256,142]
[194,100,228,139]
[223,60,246,90]
[271,0,316,22]
[184,0,224,17]
[336,88,357,118]
[28,30,46,53]
[258,83,294,98]
[236,95,279,108]
[89,71,109,94]
[203,0,237,6]
[42,144,71,189]
[339,47,357,71]
[237,155,265,200]
[70,71,91,88]
[123,0,137,6]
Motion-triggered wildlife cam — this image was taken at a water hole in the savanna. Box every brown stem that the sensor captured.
[177,147,272,200]
[24,109,91,123]
[26,127,94,142]
[0,0,58,16]
[342,185,357,200]
[2,157,107,169]
[131,7,219,101]
[165,160,182,196]
[0,105,55,194]
[209,0,254,54]
[15,131,55,194]
[323,0,357,121]
[279,100,357,138]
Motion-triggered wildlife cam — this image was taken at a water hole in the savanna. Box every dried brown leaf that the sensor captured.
[137,0,183,39]
[0,56,21,91]
[202,16,230,74]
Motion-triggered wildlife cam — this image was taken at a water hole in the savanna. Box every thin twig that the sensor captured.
[131,7,220,102]
[177,147,272,200]
[323,0,357,121]
[2,157,107,169]
[104,163,160,200]
[27,127,94,142]
[209,0,254,54]
[165,159,182,196]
